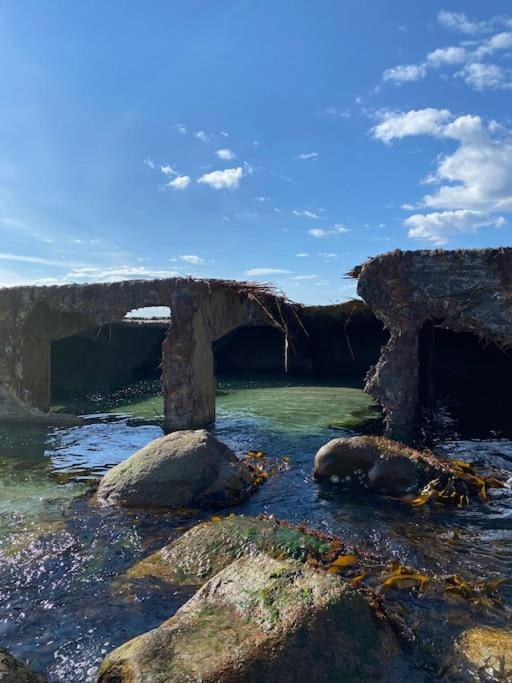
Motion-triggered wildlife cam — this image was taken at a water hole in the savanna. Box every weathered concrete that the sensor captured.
[356,248,512,441]
[0,278,303,431]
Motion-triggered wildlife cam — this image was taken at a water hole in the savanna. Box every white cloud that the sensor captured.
[194,130,210,143]
[160,164,178,176]
[179,254,204,265]
[458,62,512,90]
[197,167,243,190]
[216,148,236,160]
[308,224,349,238]
[383,11,512,91]
[293,209,321,219]
[383,63,427,83]
[289,274,318,280]
[404,210,505,245]
[144,158,155,169]
[372,108,452,142]
[373,107,512,244]
[171,123,187,134]
[243,161,254,175]
[0,253,84,268]
[374,109,512,213]
[308,228,328,238]
[66,266,182,282]
[426,46,468,67]
[296,252,309,257]
[245,268,292,276]
[437,10,502,35]
[168,175,191,190]
[254,196,270,203]
[220,131,229,137]
[293,152,318,160]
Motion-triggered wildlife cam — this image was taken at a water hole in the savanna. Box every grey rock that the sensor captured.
[97,429,252,508]
[0,649,45,683]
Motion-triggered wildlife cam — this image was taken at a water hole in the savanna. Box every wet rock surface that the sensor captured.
[0,648,46,683]
[96,429,252,508]
[123,515,347,588]
[98,553,400,683]
[313,435,506,502]
[453,627,512,681]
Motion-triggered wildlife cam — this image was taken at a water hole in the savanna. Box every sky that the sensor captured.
[1,1,512,305]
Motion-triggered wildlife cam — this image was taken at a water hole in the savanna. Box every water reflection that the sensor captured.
[0,378,510,681]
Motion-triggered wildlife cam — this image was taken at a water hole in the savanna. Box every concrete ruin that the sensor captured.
[0,278,305,432]
[355,248,512,442]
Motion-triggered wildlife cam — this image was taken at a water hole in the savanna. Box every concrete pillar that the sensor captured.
[365,329,420,443]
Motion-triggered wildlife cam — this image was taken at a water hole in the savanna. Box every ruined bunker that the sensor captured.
[355,248,512,442]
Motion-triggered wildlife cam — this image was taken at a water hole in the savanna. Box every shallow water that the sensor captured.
[1,377,511,681]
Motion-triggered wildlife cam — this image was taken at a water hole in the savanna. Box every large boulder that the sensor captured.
[97,553,401,682]
[123,515,346,588]
[0,648,45,682]
[97,430,252,508]
[314,436,444,495]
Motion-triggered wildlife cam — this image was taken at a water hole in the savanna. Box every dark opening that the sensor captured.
[419,320,512,437]
[50,320,168,403]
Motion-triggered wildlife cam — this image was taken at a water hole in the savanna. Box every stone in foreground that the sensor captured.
[457,626,512,679]
[0,648,46,682]
[97,430,252,508]
[124,515,344,587]
[97,553,400,682]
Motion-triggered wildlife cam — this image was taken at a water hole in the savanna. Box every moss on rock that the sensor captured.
[124,515,345,588]
[98,553,400,682]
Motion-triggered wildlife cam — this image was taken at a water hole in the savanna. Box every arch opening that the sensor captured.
[50,307,170,416]
[418,320,512,438]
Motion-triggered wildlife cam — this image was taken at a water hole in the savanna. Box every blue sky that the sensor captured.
[1,1,512,304]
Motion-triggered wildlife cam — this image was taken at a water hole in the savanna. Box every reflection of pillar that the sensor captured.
[365,329,420,443]
[20,335,52,412]
[162,301,215,433]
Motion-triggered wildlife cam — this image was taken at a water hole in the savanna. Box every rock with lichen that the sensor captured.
[97,553,401,683]
[0,648,46,683]
[122,515,345,588]
[96,430,252,508]
[455,626,512,681]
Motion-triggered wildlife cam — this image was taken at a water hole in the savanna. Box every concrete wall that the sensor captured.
[0,278,302,431]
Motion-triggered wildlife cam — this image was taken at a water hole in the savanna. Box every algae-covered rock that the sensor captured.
[457,626,512,679]
[97,553,400,682]
[97,429,252,508]
[0,648,46,682]
[313,435,503,501]
[125,515,342,587]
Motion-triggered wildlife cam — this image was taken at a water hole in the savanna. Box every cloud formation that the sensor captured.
[179,254,204,265]
[372,108,511,243]
[198,167,243,190]
[293,152,318,160]
[216,148,236,160]
[308,224,349,238]
[245,268,292,276]
[168,175,190,190]
[383,11,512,90]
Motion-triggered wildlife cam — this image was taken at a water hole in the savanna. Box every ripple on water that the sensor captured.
[0,378,511,681]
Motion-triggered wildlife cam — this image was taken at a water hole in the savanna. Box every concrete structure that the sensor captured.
[0,278,302,431]
[355,248,512,442]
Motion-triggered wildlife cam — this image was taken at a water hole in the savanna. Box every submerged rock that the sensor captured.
[96,429,252,508]
[98,553,400,682]
[457,626,512,679]
[123,515,344,587]
[0,648,45,682]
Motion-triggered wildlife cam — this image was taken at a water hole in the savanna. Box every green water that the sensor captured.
[52,376,380,434]
[2,376,512,682]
